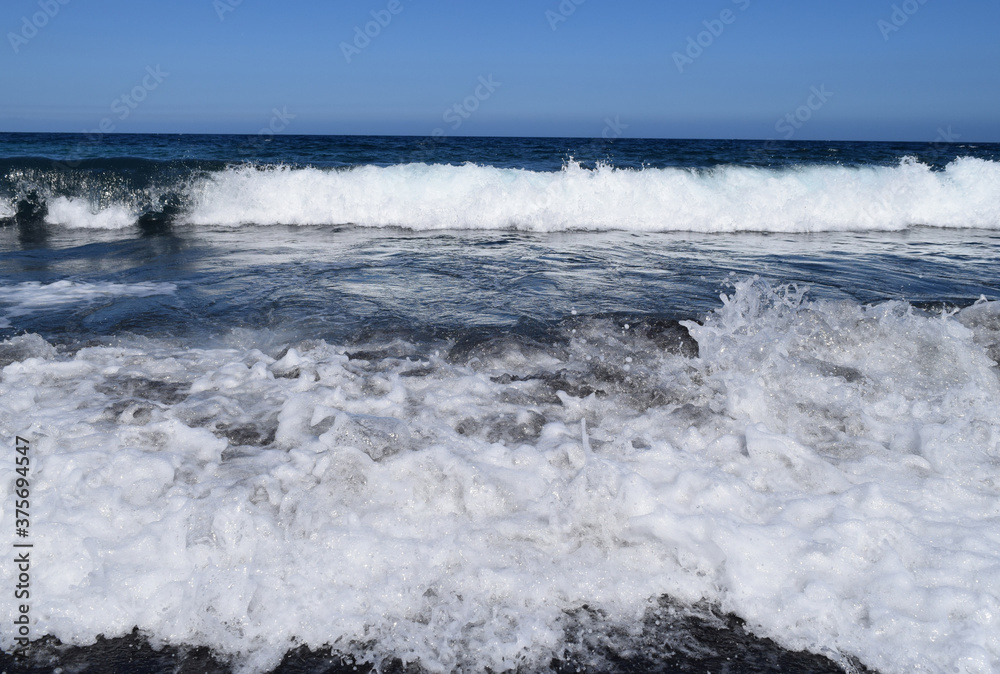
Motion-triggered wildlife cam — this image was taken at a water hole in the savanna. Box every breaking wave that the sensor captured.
[2,157,999,232]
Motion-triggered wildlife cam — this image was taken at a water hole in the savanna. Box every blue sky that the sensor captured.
[1,0,997,141]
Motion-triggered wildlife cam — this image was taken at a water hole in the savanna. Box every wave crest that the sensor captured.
[5,157,1000,232]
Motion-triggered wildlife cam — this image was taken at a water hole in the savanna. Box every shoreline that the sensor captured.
[0,599,874,674]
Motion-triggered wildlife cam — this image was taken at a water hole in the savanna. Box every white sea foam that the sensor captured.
[26,157,1000,233]
[0,198,14,220]
[0,280,178,318]
[1,284,1000,673]
[44,196,136,229]
[179,157,1000,232]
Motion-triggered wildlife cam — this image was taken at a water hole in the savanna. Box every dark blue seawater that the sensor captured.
[2,133,1000,674]
[2,131,996,169]
[2,132,998,342]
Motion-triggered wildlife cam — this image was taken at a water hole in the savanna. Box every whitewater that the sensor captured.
[2,280,1000,673]
[3,156,1000,233]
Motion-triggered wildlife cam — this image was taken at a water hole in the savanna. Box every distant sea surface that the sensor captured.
[2,133,1000,674]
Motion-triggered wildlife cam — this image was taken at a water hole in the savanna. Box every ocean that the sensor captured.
[1,133,999,673]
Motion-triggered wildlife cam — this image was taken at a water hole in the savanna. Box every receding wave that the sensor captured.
[2,157,999,232]
[3,282,1000,673]
[0,280,178,328]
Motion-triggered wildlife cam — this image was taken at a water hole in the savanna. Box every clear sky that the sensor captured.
[1,0,997,141]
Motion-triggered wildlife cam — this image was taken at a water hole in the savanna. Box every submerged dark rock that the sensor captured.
[96,376,188,405]
[632,317,700,358]
[215,422,277,447]
[0,333,57,368]
[1,600,876,674]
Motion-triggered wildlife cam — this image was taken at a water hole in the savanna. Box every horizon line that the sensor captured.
[1,130,995,145]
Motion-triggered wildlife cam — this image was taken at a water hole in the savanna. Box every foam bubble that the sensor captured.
[44,196,136,229]
[177,157,1000,232]
[0,280,178,318]
[2,287,1000,672]
[17,157,1000,232]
